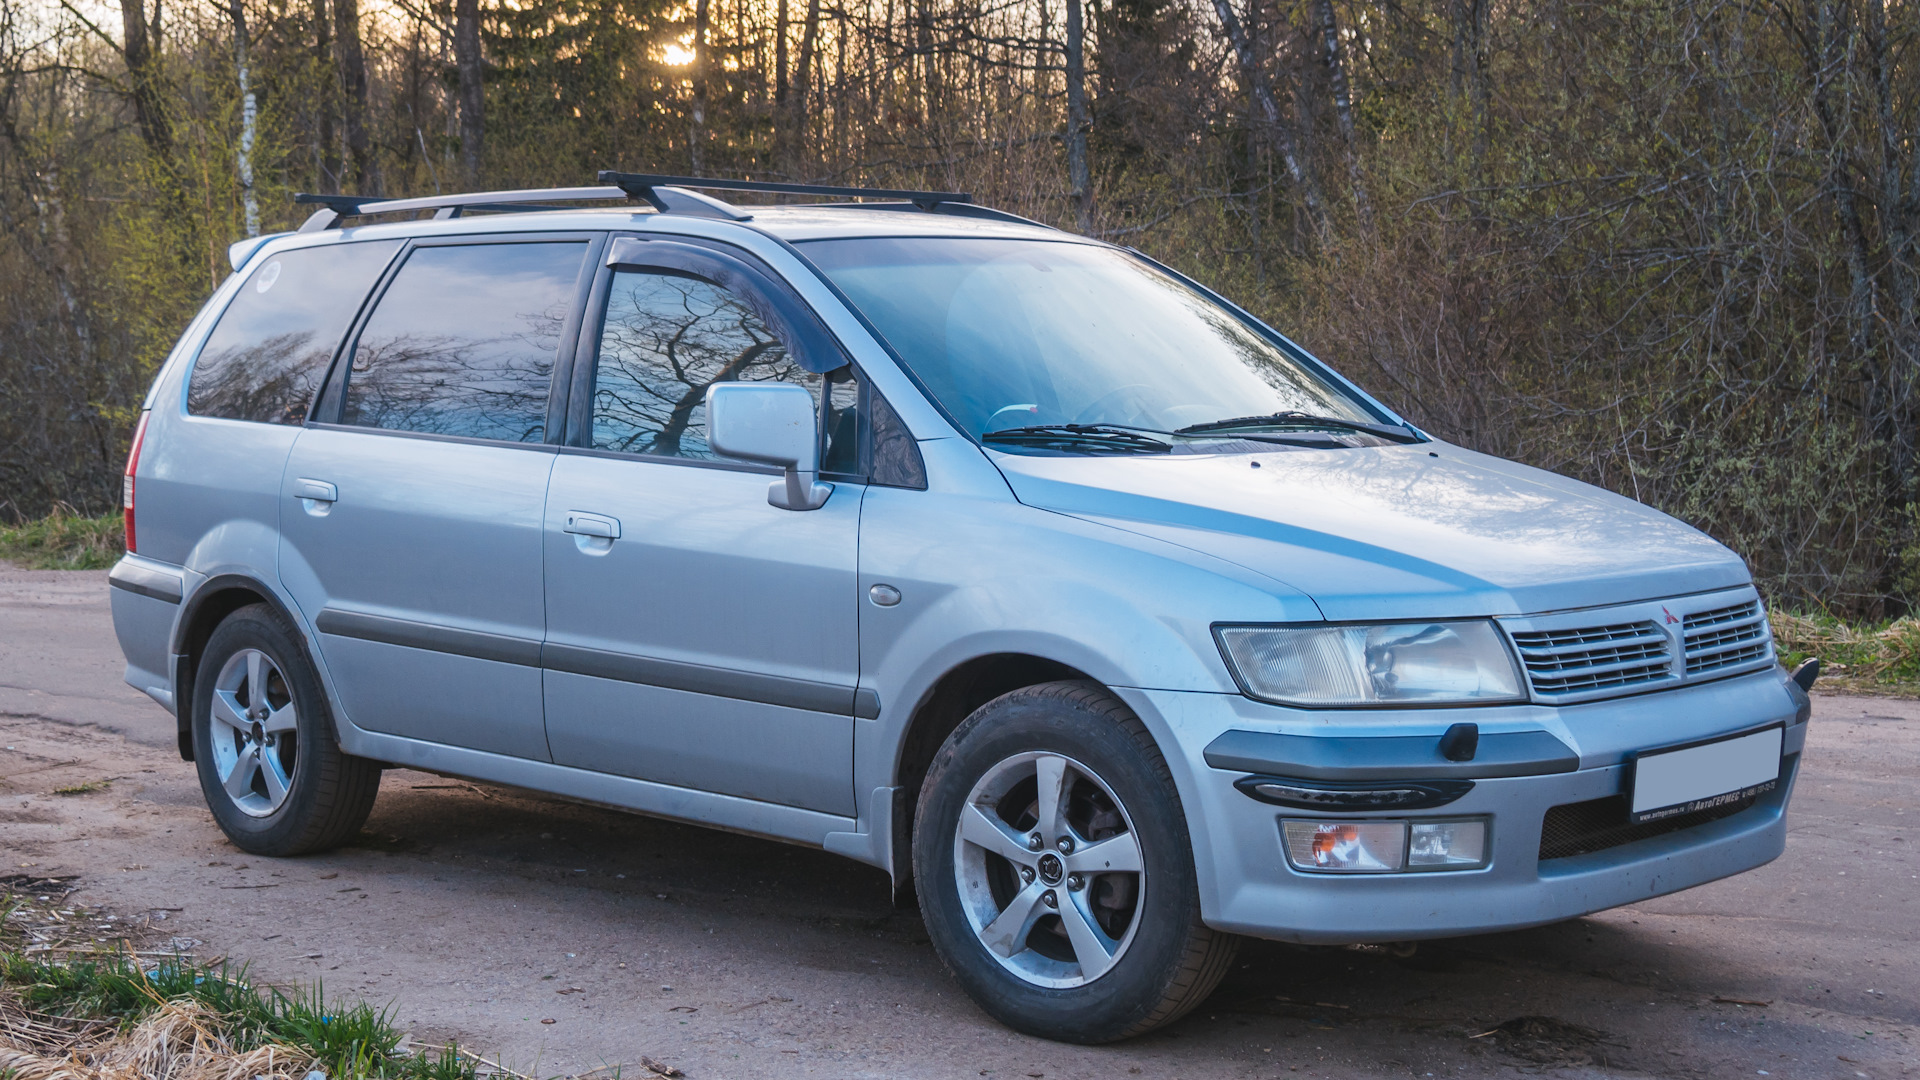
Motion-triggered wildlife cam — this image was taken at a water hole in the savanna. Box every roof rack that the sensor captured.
[291,173,1021,232]
[597,171,972,212]
[294,186,632,231]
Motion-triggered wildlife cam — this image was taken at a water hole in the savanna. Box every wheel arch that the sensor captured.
[170,574,316,762]
[887,652,1102,893]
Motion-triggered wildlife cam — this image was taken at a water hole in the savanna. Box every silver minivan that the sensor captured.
[109,174,1811,1043]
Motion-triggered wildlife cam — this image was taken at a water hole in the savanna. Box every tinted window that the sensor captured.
[592,270,856,463]
[341,242,586,442]
[188,241,401,424]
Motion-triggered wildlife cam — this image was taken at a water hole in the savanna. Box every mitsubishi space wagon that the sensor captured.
[108,172,1813,1043]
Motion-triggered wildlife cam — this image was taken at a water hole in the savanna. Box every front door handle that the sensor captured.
[294,478,337,516]
[294,478,338,502]
[563,512,620,539]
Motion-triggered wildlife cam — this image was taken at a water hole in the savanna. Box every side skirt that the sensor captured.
[337,726,857,851]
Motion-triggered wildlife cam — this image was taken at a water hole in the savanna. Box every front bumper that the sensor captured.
[1125,666,1806,943]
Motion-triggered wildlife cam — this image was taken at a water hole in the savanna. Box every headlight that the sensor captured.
[1215,621,1525,706]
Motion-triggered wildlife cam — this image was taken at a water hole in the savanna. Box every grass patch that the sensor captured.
[1772,611,1920,695]
[51,779,112,796]
[0,945,479,1080]
[0,508,123,570]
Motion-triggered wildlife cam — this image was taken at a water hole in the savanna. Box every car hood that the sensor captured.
[990,443,1751,620]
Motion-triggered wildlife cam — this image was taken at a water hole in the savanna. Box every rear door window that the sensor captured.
[341,241,588,442]
[188,240,401,424]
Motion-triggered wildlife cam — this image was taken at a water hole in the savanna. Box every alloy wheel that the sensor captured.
[207,647,299,818]
[953,751,1146,988]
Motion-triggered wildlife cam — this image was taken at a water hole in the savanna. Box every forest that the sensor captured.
[0,0,1915,615]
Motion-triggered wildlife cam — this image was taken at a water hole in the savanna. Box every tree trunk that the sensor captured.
[1209,0,1323,236]
[1447,0,1490,217]
[1313,0,1368,228]
[775,0,789,108]
[333,0,376,193]
[229,0,258,236]
[916,0,935,124]
[116,0,172,164]
[313,0,337,192]
[788,0,822,174]
[690,0,709,173]
[1064,0,1092,232]
[454,0,483,182]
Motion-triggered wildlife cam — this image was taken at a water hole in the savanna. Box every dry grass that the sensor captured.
[1771,611,1920,696]
[0,996,312,1080]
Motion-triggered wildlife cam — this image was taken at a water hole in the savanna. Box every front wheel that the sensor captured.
[192,604,381,855]
[914,681,1238,1042]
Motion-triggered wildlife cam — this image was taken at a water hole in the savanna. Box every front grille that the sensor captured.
[1538,791,1762,861]
[1683,600,1770,673]
[1508,621,1673,696]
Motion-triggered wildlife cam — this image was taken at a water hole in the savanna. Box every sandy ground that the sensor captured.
[0,562,1914,1080]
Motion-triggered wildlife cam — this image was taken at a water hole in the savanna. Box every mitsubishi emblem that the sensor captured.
[1662,606,1680,625]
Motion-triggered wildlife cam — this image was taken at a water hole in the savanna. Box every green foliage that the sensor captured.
[0,949,480,1080]
[0,509,124,570]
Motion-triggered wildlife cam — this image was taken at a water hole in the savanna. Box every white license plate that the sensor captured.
[1629,726,1783,823]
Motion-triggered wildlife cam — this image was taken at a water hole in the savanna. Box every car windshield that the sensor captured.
[799,236,1378,445]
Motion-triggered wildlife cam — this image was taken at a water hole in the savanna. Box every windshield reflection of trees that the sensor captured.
[593,273,808,459]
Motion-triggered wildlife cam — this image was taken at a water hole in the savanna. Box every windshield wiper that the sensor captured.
[982,424,1173,453]
[1175,411,1421,444]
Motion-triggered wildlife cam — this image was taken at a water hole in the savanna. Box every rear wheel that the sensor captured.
[192,604,380,855]
[914,681,1238,1042]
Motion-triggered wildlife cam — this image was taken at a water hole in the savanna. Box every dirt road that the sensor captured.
[1,563,1914,1079]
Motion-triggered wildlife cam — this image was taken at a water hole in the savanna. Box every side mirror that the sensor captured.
[705,382,833,511]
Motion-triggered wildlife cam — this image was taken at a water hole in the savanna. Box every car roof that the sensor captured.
[237,201,1095,278]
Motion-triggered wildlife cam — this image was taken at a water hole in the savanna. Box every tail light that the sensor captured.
[123,410,150,555]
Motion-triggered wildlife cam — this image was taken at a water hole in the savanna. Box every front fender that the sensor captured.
[853,481,1319,813]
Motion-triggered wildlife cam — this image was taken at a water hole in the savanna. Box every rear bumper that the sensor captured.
[109,554,186,713]
[1127,667,1806,943]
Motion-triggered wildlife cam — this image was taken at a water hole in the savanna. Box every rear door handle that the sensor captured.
[563,512,620,540]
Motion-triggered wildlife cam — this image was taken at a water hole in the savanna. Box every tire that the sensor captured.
[914,680,1238,1043]
[191,603,381,856]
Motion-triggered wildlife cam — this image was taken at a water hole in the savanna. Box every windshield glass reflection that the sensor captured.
[801,237,1376,444]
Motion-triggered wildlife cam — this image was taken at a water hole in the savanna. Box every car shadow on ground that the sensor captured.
[354,771,1889,1078]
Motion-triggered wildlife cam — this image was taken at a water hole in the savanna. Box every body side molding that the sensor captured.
[315,605,877,717]
[315,607,543,667]
[543,640,863,716]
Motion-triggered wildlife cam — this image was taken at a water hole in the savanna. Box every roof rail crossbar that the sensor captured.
[293,185,633,232]
[598,171,972,211]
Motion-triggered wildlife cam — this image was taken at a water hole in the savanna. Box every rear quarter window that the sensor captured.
[187,240,402,424]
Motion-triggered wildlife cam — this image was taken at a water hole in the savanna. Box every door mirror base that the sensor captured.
[771,471,833,511]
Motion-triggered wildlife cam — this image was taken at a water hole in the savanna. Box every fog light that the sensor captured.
[1282,821,1406,872]
[1408,820,1487,869]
